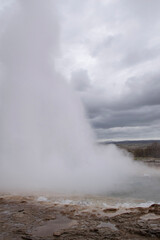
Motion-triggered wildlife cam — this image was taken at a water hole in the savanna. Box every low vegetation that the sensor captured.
[127,142,160,158]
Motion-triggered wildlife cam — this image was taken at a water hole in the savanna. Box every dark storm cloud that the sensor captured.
[90,106,160,129]
[79,71,160,136]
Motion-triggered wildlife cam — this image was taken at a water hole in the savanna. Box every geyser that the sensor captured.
[0,0,144,193]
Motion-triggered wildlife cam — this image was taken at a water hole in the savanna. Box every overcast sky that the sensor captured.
[54,0,160,140]
[1,0,160,141]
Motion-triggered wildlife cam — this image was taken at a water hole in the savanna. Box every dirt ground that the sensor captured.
[0,194,160,240]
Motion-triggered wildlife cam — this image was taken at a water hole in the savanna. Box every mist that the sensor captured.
[0,0,149,194]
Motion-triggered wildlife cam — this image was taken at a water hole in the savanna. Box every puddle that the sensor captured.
[37,196,48,202]
[98,222,118,231]
[140,213,160,220]
[32,214,77,237]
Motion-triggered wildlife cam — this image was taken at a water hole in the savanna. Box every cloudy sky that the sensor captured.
[54,0,160,140]
[1,0,160,141]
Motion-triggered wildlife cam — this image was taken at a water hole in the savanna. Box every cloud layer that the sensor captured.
[55,0,160,140]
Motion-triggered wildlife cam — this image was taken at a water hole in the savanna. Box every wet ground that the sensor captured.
[1,194,160,240]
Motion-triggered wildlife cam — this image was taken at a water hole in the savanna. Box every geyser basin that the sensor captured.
[34,171,160,207]
[0,0,159,203]
[108,173,160,203]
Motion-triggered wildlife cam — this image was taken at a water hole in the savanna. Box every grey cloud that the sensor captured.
[71,69,91,92]
[89,34,115,57]
[122,0,160,22]
[122,73,160,108]
[90,106,160,129]
[96,124,160,140]
[78,72,160,136]
[56,0,160,139]
[84,71,160,112]
[123,46,160,67]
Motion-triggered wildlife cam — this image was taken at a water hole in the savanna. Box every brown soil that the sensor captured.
[0,195,160,240]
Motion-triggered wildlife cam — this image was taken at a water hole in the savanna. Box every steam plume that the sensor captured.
[0,0,143,193]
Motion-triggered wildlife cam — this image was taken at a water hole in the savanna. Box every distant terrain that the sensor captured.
[101,140,160,167]
[101,139,160,146]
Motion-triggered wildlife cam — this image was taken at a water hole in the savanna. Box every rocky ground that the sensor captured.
[1,195,160,240]
[136,157,160,167]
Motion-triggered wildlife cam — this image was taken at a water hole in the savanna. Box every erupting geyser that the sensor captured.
[0,0,141,193]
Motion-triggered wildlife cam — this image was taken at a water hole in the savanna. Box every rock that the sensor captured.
[103,208,117,213]
[90,227,99,232]
[1,195,160,240]
[18,209,25,213]
[149,204,160,214]
[21,235,32,240]
[21,200,27,203]
[44,216,56,221]
[53,231,62,236]
[0,198,4,204]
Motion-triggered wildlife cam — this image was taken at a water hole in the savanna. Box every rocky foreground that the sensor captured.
[0,195,160,240]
